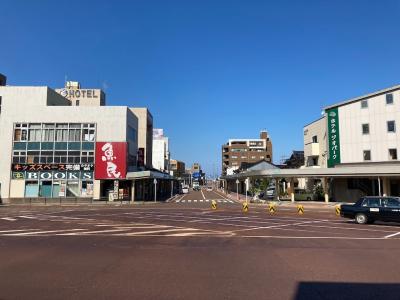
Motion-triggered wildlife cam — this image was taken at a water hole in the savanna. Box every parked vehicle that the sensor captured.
[340,196,400,224]
[182,186,189,194]
[294,188,316,201]
[206,186,213,191]
[266,187,275,199]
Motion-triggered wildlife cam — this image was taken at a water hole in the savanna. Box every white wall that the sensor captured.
[339,90,400,163]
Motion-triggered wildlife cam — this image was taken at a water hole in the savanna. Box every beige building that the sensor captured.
[222,130,273,175]
[303,116,327,168]
[130,108,153,169]
[170,159,185,178]
[0,77,174,203]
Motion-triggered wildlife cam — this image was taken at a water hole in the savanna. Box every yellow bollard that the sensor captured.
[242,202,249,213]
[211,200,217,210]
[297,204,304,215]
[335,205,341,216]
[268,203,276,214]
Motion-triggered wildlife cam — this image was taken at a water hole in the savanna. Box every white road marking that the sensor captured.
[116,228,198,236]
[58,229,129,235]
[385,231,400,238]
[233,221,317,233]
[188,200,192,203]
[18,215,37,219]
[194,200,198,203]
[206,200,210,202]
[0,229,40,233]
[4,229,86,236]
[200,189,206,200]
[200,200,204,203]
[1,217,17,221]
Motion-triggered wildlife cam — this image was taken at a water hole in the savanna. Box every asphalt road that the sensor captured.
[1,189,400,300]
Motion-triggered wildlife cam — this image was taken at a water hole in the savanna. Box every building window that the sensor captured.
[386,93,394,105]
[312,135,318,143]
[387,120,396,133]
[363,150,371,161]
[76,100,80,106]
[231,155,238,159]
[0,96,2,114]
[312,157,319,166]
[362,123,369,135]
[389,149,398,160]
[361,100,368,109]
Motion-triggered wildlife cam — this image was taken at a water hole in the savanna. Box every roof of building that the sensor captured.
[324,84,400,110]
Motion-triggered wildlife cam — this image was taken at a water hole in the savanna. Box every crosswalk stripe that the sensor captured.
[206,200,210,202]
[194,200,198,203]
[188,200,192,203]
[3,229,86,236]
[200,200,204,202]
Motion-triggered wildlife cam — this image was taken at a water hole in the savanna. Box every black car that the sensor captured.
[341,196,400,224]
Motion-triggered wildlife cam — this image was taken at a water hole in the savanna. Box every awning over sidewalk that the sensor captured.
[126,170,174,180]
[221,165,400,179]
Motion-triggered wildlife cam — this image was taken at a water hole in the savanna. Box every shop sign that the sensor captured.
[13,171,93,180]
[327,107,341,167]
[12,163,94,172]
[95,142,127,179]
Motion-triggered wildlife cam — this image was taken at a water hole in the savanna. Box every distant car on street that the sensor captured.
[192,181,200,191]
[182,186,189,194]
[206,186,213,191]
[340,196,400,224]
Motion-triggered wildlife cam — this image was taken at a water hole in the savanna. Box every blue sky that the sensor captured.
[1,1,400,176]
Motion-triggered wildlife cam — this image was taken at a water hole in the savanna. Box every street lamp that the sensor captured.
[153,178,157,202]
[236,179,239,201]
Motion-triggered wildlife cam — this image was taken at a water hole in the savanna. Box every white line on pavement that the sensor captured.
[194,200,198,203]
[1,217,17,221]
[385,231,400,238]
[4,229,86,236]
[116,228,198,236]
[200,190,206,200]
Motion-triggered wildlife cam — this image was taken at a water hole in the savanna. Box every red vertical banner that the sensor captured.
[95,142,127,179]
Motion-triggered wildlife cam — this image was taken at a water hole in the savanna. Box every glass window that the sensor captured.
[383,198,400,207]
[312,136,318,143]
[363,150,371,161]
[25,181,39,197]
[389,148,397,160]
[387,121,396,132]
[367,198,381,207]
[68,142,81,150]
[66,181,80,197]
[361,100,368,108]
[82,128,95,141]
[82,142,94,150]
[386,93,394,105]
[13,142,27,150]
[39,181,53,197]
[362,124,369,135]
[27,142,40,150]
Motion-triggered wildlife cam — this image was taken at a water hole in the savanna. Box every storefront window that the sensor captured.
[81,181,94,197]
[25,181,39,197]
[39,181,52,197]
[66,181,80,197]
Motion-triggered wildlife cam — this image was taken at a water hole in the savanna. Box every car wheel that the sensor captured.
[355,213,368,224]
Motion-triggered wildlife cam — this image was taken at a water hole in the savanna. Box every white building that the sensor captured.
[0,78,174,203]
[152,129,170,172]
[303,84,400,201]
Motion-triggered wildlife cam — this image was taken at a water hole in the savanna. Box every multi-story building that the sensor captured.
[170,159,185,178]
[0,77,174,203]
[221,130,273,175]
[152,128,170,172]
[0,73,6,86]
[303,84,400,200]
[129,108,153,170]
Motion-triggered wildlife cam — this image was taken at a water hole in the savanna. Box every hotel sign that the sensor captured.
[327,107,341,168]
[59,88,100,99]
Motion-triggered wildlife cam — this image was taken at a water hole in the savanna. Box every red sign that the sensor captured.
[95,142,127,179]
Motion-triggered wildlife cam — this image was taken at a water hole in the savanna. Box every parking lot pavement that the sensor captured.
[1,205,400,299]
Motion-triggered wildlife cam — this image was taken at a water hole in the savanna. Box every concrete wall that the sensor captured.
[129,108,153,169]
[339,89,400,163]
